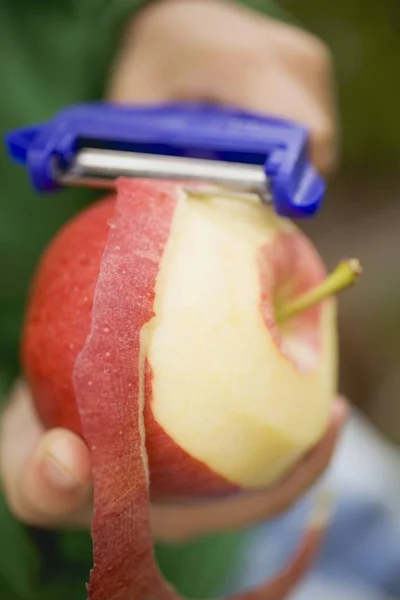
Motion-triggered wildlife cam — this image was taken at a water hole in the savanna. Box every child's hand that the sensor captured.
[0,380,347,539]
[107,0,338,175]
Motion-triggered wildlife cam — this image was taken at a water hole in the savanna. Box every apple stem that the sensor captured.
[276,258,362,323]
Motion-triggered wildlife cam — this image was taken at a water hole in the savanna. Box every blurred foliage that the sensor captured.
[278,2,400,442]
[281,0,400,172]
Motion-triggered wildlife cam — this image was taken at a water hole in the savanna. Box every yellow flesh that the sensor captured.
[144,192,337,488]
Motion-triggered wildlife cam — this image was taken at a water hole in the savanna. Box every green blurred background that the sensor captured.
[282,0,400,172]
[281,0,400,445]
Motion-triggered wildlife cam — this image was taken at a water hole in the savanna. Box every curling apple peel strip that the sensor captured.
[73,178,325,600]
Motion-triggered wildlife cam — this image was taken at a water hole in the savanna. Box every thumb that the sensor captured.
[0,380,93,528]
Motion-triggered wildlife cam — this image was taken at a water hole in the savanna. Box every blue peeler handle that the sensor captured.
[5,101,325,219]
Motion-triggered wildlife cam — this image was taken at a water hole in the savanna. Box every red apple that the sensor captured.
[22,180,336,500]
[21,178,340,600]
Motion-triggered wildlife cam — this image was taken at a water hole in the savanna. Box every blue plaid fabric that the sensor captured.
[218,410,400,600]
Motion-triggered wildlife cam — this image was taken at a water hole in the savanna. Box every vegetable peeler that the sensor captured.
[5,101,325,219]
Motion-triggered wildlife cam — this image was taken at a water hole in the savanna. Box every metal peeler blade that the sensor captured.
[59,148,271,204]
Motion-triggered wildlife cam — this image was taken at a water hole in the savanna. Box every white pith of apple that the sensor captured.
[141,190,337,489]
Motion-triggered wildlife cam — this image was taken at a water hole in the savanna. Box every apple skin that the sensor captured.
[22,179,336,500]
[22,193,235,499]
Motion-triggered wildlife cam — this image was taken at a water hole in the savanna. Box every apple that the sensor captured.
[21,178,359,600]
[23,180,336,499]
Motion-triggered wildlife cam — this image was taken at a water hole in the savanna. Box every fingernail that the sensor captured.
[38,436,80,491]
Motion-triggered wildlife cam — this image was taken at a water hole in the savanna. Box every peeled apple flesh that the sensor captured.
[22,178,337,600]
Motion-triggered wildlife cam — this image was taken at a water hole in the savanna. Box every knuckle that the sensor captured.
[307,36,333,74]
[276,24,334,75]
[314,118,335,149]
[312,120,338,175]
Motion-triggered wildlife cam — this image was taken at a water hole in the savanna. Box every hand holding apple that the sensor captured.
[0,380,346,535]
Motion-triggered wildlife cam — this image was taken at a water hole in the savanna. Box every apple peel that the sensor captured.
[73,179,327,600]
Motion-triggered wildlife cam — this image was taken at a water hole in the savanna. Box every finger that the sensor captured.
[201,21,338,176]
[0,381,93,528]
[106,63,169,105]
[245,65,338,178]
[151,396,348,542]
[195,52,336,179]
